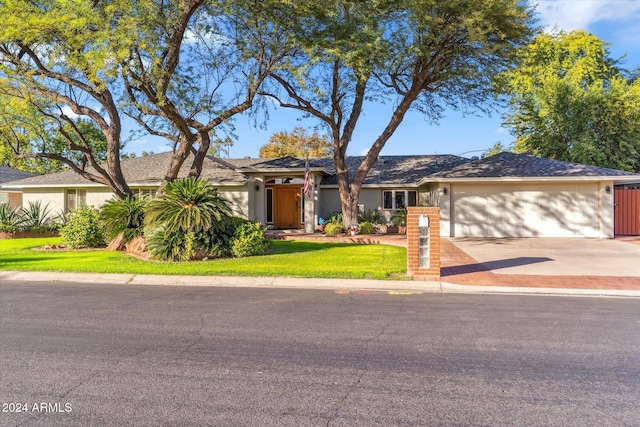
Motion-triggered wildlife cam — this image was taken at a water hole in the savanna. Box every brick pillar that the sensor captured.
[407,207,440,281]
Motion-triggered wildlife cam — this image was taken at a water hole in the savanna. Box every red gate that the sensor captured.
[614,189,640,236]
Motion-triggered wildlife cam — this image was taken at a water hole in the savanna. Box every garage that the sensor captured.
[451,182,602,238]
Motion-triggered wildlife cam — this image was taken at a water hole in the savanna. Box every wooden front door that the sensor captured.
[274,187,301,229]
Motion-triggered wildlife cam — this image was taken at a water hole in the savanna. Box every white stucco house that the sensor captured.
[3,151,639,238]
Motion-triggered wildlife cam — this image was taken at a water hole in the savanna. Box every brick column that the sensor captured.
[407,207,440,281]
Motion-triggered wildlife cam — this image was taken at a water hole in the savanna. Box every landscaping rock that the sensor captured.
[125,236,147,255]
[107,232,126,251]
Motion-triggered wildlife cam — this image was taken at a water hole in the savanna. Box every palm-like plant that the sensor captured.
[0,203,22,233]
[144,177,232,261]
[145,177,232,234]
[99,196,147,243]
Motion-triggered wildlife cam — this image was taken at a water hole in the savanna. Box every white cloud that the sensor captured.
[60,106,80,119]
[535,0,640,32]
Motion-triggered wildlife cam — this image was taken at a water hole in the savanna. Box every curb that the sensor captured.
[2,271,639,297]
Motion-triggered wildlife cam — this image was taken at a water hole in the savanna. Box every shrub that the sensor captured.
[99,196,147,243]
[359,222,375,235]
[325,211,343,225]
[359,208,385,225]
[391,207,407,226]
[146,228,187,262]
[230,221,271,257]
[194,216,248,259]
[60,206,105,248]
[324,222,343,236]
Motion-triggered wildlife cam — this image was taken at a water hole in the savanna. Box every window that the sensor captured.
[134,188,157,199]
[66,189,87,212]
[266,188,273,223]
[382,190,417,210]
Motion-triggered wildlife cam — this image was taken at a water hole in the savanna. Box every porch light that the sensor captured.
[605,185,611,194]
[255,184,260,191]
[442,187,448,195]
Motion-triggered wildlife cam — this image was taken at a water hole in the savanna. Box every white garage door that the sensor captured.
[452,183,601,237]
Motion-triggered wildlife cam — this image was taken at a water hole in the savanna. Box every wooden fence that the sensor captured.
[614,189,640,236]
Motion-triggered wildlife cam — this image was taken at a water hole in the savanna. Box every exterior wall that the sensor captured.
[407,207,441,280]
[598,181,615,238]
[218,185,250,219]
[0,191,23,208]
[23,188,65,219]
[319,188,341,220]
[86,188,115,207]
[318,187,420,224]
[448,182,605,238]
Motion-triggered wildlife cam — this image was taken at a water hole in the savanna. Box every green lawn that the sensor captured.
[0,237,408,280]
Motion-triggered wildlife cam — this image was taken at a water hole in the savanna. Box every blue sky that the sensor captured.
[129,0,640,159]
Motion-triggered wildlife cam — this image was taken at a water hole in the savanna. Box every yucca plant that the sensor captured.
[99,196,147,243]
[144,177,232,261]
[0,203,22,233]
[20,201,54,232]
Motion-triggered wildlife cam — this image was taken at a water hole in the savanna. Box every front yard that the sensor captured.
[0,237,408,280]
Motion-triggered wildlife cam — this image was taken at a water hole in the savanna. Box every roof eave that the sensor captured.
[419,175,639,184]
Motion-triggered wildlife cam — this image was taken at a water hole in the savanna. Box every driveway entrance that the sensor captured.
[449,238,640,277]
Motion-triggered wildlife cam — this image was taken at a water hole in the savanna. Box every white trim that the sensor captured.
[5,181,247,189]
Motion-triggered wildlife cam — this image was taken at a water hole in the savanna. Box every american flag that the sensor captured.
[303,157,311,198]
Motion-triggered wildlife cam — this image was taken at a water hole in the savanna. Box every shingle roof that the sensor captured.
[3,152,248,187]
[0,166,37,185]
[4,151,637,189]
[427,152,638,179]
[318,155,469,185]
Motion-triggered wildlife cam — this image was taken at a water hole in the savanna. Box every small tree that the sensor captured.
[259,127,333,158]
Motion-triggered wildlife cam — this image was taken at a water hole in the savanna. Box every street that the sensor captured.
[1,280,639,426]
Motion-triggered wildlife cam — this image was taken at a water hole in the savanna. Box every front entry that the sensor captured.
[274,187,301,229]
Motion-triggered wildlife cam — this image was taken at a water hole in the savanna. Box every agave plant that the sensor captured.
[99,195,147,243]
[0,203,22,233]
[20,201,54,232]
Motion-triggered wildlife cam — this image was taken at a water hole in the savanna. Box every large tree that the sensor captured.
[1,0,294,195]
[123,0,296,190]
[498,30,640,172]
[259,127,332,158]
[0,1,133,197]
[261,0,535,227]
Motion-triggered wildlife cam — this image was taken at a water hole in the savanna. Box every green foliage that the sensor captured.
[325,211,343,225]
[195,216,249,259]
[259,127,333,158]
[60,206,105,249]
[146,228,188,262]
[0,203,22,233]
[145,177,232,234]
[358,208,385,225]
[230,222,271,257]
[358,222,375,235]
[99,196,147,243]
[499,30,640,171]
[391,208,407,226]
[19,201,55,232]
[144,177,233,261]
[324,222,343,236]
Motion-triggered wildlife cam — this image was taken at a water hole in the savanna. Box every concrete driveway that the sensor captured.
[449,238,640,277]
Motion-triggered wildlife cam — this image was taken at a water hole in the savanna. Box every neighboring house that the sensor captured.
[0,166,36,208]
[3,151,640,238]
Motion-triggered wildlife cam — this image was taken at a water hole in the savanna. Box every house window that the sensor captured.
[382,190,417,210]
[66,189,87,212]
[266,188,273,223]
[134,188,157,199]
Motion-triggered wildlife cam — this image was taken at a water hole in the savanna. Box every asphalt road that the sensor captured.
[1,281,639,426]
